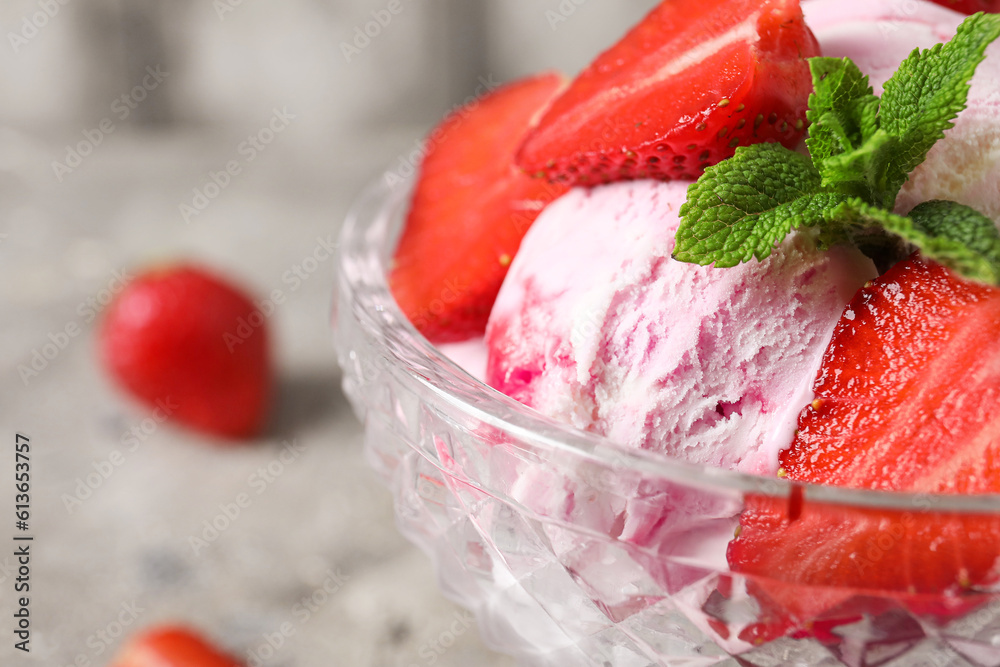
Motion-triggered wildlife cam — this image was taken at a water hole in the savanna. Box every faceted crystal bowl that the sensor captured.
[333,176,1000,667]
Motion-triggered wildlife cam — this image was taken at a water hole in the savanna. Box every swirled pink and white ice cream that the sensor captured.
[485,180,876,477]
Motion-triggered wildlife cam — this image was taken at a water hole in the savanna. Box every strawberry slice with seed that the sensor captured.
[516,0,819,185]
[728,255,1000,638]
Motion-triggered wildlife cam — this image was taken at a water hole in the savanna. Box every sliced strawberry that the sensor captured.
[729,499,996,642]
[928,0,1000,13]
[729,255,1000,635]
[390,73,569,343]
[515,0,819,186]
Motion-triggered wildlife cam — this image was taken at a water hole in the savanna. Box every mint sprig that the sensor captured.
[805,57,880,169]
[673,12,1000,284]
[674,143,850,265]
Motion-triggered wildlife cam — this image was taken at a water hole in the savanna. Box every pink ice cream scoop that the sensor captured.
[486,180,876,477]
[804,0,1000,223]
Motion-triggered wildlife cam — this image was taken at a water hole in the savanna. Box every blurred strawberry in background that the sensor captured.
[99,265,272,440]
[110,626,243,667]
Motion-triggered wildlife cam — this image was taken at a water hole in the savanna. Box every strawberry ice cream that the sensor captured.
[804,0,1000,223]
[486,180,876,476]
[348,1,1000,662]
[482,0,1000,479]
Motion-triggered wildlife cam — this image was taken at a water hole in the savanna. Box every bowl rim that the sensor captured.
[336,172,1000,515]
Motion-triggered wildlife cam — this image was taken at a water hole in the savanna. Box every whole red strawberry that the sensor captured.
[111,626,243,667]
[100,265,271,439]
[516,0,819,185]
[728,255,1000,639]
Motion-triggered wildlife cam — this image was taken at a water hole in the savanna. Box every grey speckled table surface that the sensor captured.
[0,126,516,667]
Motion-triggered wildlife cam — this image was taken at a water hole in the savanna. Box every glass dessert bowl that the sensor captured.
[333,177,1000,667]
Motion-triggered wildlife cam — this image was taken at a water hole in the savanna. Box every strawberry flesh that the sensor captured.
[728,255,1000,636]
[515,0,819,186]
[929,0,1000,13]
[390,73,569,343]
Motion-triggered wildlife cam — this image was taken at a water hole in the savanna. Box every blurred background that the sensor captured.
[0,1,658,665]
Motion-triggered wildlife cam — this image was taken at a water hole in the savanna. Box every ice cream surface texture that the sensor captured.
[805,0,1000,223]
[486,180,877,476]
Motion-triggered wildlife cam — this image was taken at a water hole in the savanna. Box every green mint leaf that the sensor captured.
[879,12,1000,204]
[827,197,917,233]
[674,143,836,267]
[910,200,1000,257]
[804,58,891,204]
[831,198,1000,284]
[854,95,881,145]
[805,58,879,164]
[820,129,899,202]
[676,192,851,267]
[910,200,1000,280]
